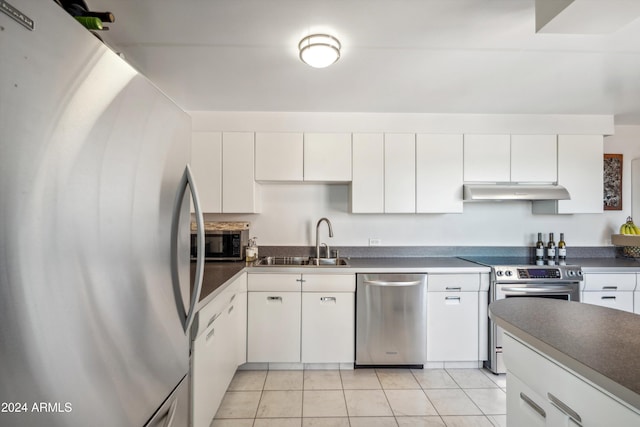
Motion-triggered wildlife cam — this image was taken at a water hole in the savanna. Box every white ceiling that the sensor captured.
[89,0,640,124]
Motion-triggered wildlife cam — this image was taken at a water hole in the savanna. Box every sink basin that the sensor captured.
[254,256,349,267]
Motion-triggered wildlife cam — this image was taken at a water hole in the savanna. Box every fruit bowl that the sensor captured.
[611,234,640,246]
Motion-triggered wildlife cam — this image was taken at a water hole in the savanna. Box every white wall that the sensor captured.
[193,112,640,247]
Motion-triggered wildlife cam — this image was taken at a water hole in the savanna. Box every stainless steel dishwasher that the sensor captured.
[355,273,427,367]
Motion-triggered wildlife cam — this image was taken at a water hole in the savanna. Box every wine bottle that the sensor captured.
[558,233,567,265]
[535,233,544,265]
[546,233,556,265]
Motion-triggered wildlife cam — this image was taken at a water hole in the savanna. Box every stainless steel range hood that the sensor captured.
[463,184,570,201]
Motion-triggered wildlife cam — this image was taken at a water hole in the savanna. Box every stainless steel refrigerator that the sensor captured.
[0,2,204,426]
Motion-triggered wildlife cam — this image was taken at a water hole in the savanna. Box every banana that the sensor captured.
[634,224,640,235]
[621,223,628,234]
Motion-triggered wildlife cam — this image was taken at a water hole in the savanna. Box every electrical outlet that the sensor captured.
[369,238,381,246]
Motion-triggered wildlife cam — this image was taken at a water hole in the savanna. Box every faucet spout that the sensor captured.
[315,217,334,260]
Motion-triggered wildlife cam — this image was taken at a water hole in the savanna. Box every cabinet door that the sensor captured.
[385,133,415,213]
[352,133,384,213]
[247,291,301,362]
[558,135,603,213]
[255,132,303,181]
[534,135,603,214]
[510,135,557,183]
[222,132,259,213]
[506,371,549,427]
[582,291,634,313]
[191,132,222,213]
[301,292,355,363]
[234,290,247,366]
[427,291,479,361]
[416,134,463,213]
[463,134,510,182]
[304,133,352,181]
[192,304,232,427]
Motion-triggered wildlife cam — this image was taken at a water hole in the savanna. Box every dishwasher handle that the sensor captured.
[363,279,423,287]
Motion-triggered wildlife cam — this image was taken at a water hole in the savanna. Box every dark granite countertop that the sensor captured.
[190,261,246,304]
[571,257,640,272]
[490,298,640,410]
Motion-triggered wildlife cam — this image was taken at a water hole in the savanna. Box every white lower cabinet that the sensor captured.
[191,273,247,427]
[582,273,636,313]
[247,273,355,364]
[426,274,480,362]
[504,333,640,426]
[301,274,355,364]
[247,291,301,362]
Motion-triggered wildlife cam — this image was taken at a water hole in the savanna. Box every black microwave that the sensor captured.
[190,228,248,261]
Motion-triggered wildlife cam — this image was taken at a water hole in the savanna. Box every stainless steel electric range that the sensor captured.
[462,256,583,374]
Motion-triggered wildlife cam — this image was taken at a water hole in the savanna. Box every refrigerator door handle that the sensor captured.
[163,399,178,427]
[172,164,205,333]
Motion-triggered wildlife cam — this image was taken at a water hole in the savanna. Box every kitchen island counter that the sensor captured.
[490,298,640,411]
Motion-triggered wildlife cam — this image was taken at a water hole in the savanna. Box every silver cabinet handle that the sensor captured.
[364,280,422,287]
[206,313,219,328]
[206,327,215,341]
[228,305,234,314]
[320,297,337,302]
[446,287,462,291]
[267,296,282,302]
[548,393,581,424]
[445,296,461,301]
[601,296,616,300]
[602,286,618,290]
[173,164,204,333]
[520,392,546,418]
[296,278,305,283]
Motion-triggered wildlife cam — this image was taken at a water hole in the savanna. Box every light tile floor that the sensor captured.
[212,368,507,427]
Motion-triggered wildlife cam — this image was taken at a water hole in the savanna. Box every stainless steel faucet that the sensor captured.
[315,217,334,259]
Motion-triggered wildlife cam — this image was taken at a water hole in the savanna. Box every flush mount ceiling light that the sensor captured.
[298,34,341,68]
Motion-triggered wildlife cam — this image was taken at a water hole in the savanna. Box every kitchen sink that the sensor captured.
[253,256,349,267]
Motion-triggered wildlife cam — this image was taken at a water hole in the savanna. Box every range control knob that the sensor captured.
[567,270,575,276]
[505,270,513,277]
[496,270,504,277]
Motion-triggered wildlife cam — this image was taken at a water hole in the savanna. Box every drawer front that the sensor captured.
[583,273,636,291]
[582,291,634,313]
[248,273,302,291]
[302,274,355,292]
[428,273,480,292]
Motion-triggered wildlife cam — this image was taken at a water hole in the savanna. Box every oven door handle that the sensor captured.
[500,286,576,294]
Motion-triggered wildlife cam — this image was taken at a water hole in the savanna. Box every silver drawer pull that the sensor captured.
[446,287,462,291]
[548,393,581,423]
[601,296,616,300]
[520,392,546,418]
[320,297,337,303]
[228,305,234,314]
[267,296,282,302]
[445,296,461,303]
[206,328,215,341]
[206,313,220,328]
[230,293,236,302]
[602,286,617,290]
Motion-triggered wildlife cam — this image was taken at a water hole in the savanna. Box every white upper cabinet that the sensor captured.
[385,133,416,213]
[463,134,511,182]
[222,132,260,213]
[351,133,384,213]
[510,135,557,182]
[464,134,558,183]
[304,133,352,182]
[190,132,259,213]
[191,132,222,213]
[255,132,304,181]
[416,134,464,213]
[533,135,603,214]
